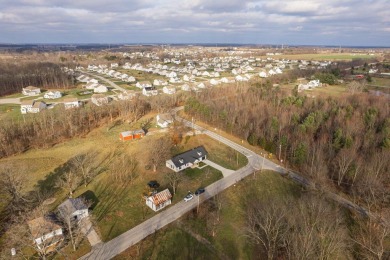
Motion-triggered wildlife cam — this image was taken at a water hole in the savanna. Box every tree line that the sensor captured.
[0,98,150,158]
[0,61,74,96]
[184,83,390,210]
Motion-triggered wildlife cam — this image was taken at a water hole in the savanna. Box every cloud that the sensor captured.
[0,0,388,45]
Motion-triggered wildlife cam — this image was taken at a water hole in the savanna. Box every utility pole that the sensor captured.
[278,144,282,161]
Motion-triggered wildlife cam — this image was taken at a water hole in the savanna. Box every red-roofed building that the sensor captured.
[145,189,172,211]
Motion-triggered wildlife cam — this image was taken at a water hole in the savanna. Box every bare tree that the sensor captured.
[70,151,99,187]
[348,80,364,94]
[164,172,183,195]
[4,205,63,260]
[0,165,29,212]
[55,171,81,198]
[245,197,288,260]
[110,153,139,184]
[352,215,390,260]
[147,136,173,172]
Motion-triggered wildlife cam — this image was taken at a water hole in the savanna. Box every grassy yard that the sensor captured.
[115,170,303,259]
[0,113,238,252]
[0,104,22,121]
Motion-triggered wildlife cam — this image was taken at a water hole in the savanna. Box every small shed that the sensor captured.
[133,129,145,139]
[120,131,134,141]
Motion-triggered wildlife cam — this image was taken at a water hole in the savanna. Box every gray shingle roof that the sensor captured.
[170,146,208,168]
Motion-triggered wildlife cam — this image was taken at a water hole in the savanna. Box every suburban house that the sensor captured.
[27,217,64,254]
[118,91,136,100]
[119,129,145,141]
[22,86,41,96]
[166,146,208,172]
[62,98,80,109]
[142,86,158,96]
[145,189,172,212]
[136,81,152,89]
[162,86,176,95]
[93,84,108,93]
[20,100,47,114]
[58,198,89,221]
[156,113,173,128]
[91,94,109,106]
[44,91,62,99]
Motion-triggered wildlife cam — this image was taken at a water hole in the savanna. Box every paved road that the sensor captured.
[78,70,127,93]
[0,97,21,104]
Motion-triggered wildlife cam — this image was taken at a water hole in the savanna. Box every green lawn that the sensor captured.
[115,170,303,259]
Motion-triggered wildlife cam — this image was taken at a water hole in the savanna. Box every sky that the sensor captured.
[0,0,389,46]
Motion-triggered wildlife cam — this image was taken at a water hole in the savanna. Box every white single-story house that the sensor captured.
[166,146,208,172]
[94,85,108,93]
[145,189,172,212]
[162,86,176,95]
[142,86,158,96]
[20,100,47,114]
[136,81,152,89]
[85,82,99,90]
[62,98,80,109]
[58,198,89,221]
[22,86,41,96]
[259,71,268,78]
[91,94,109,106]
[156,113,173,128]
[44,91,62,99]
[181,84,191,91]
[27,217,64,253]
[118,91,136,100]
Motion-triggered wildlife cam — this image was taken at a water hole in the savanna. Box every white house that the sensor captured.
[27,217,64,253]
[166,146,208,172]
[62,98,80,109]
[85,82,99,90]
[127,76,136,82]
[145,189,172,212]
[136,81,152,89]
[58,198,89,222]
[118,91,136,100]
[210,79,219,86]
[156,113,173,128]
[162,86,176,95]
[181,84,191,91]
[94,85,108,93]
[22,86,41,96]
[44,91,62,99]
[20,100,47,114]
[142,86,158,96]
[259,71,268,78]
[91,94,109,106]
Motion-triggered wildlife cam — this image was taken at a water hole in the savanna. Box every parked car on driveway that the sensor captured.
[184,192,194,202]
[194,188,205,196]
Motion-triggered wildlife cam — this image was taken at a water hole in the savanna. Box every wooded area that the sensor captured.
[0,61,74,96]
[0,98,150,158]
[185,83,390,210]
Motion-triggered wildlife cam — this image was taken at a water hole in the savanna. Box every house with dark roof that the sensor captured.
[166,146,208,172]
[58,198,89,221]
